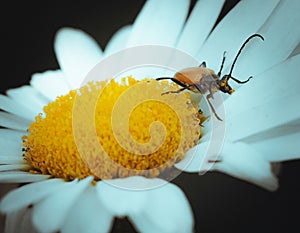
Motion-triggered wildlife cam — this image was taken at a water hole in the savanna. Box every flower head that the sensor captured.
[23,77,201,180]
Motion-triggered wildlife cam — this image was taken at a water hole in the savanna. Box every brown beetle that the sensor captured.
[156,34,264,121]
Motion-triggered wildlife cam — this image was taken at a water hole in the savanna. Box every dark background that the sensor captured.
[1,1,300,232]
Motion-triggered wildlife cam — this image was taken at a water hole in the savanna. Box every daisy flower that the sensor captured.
[1,0,300,233]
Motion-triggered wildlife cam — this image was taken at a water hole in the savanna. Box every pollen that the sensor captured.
[23,77,203,181]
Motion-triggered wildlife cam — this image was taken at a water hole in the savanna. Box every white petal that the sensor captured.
[0,137,22,157]
[178,140,280,191]
[61,186,113,233]
[226,92,300,142]
[97,179,154,217]
[177,97,227,172]
[4,207,37,233]
[0,111,30,131]
[104,25,132,56]
[225,54,300,119]
[250,131,300,162]
[0,157,26,165]
[176,0,225,57]
[197,0,279,71]
[213,142,278,191]
[30,70,70,101]
[101,175,167,190]
[0,129,24,142]
[0,164,30,172]
[234,1,300,79]
[223,55,300,141]
[175,121,228,172]
[32,177,93,233]
[175,143,208,173]
[6,85,48,116]
[97,176,193,233]
[0,95,36,121]
[0,178,65,214]
[54,28,103,89]
[129,188,193,233]
[0,171,50,183]
[127,0,189,47]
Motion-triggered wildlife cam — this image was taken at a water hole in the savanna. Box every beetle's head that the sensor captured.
[217,34,264,95]
[218,75,234,94]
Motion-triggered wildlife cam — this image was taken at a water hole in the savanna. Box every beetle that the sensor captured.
[156,34,264,121]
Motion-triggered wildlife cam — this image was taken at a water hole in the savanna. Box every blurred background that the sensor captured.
[1,0,300,232]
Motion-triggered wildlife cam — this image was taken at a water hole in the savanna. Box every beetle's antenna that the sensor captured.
[218,51,227,77]
[228,34,264,78]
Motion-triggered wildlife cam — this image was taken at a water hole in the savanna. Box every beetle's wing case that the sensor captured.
[172,67,216,94]
[175,67,215,85]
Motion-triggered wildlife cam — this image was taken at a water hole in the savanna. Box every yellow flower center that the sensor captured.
[23,77,202,181]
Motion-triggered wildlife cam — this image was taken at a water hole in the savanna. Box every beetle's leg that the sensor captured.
[230,76,252,84]
[156,77,192,95]
[217,51,227,77]
[192,80,222,120]
[205,83,223,122]
[161,86,189,95]
[206,94,222,121]
[156,77,189,88]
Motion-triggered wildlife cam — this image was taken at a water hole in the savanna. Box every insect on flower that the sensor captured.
[156,34,264,121]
